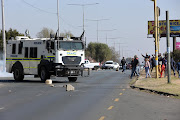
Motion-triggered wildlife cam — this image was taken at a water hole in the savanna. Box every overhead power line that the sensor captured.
[21,0,56,14]
[21,0,81,30]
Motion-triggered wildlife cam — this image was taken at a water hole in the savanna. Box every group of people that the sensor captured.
[120,53,180,79]
[142,53,180,78]
[121,55,140,79]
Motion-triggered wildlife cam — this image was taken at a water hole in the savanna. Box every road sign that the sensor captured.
[148,20,180,37]
[176,42,180,50]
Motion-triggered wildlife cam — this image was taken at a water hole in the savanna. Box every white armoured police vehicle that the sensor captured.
[6,34,85,82]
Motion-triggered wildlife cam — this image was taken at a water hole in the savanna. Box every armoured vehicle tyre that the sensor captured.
[13,63,24,81]
[68,77,77,82]
[40,66,50,82]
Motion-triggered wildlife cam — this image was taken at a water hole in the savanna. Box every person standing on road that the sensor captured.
[176,60,180,78]
[145,58,151,78]
[121,57,126,73]
[130,55,139,79]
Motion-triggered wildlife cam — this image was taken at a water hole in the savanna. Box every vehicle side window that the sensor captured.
[18,42,23,54]
[30,47,37,58]
[51,41,54,49]
[12,44,16,54]
[25,47,29,58]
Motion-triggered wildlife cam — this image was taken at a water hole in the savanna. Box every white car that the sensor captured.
[84,60,100,70]
[102,61,120,71]
[113,62,120,70]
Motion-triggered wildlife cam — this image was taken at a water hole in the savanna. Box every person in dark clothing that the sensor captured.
[151,55,155,72]
[171,57,176,76]
[177,60,180,78]
[131,58,135,76]
[130,55,139,79]
[121,57,126,73]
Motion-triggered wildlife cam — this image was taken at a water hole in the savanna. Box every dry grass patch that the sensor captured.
[135,70,180,96]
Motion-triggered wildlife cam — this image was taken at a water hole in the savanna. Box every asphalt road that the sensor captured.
[0,70,180,120]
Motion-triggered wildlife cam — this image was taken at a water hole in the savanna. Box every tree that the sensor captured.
[0,28,24,51]
[110,47,120,63]
[36,27,54,38]
[86,42,112,63]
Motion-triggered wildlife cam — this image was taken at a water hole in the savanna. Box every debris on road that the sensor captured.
[45,79,52,85]
[64,84,75,91]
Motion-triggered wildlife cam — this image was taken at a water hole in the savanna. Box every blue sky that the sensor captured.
[1,0,180,60]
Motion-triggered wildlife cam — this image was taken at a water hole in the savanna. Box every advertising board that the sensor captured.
[176,42,180,50]
[148,20,180,37]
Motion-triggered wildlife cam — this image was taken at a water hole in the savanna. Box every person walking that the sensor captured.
[177,60,180,78]
[130,55,139,79]
[145,58,151,78]
[121,57,126,73]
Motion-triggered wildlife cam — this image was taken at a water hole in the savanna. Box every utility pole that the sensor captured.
[1,0,6,72]
[157,6,160,53]
[151,0,158,78]
[116,43,125,59]
[166,11,171,84]
[68,3,99,43]
[68,3,99,32]
[57,0,60,39]
[98,29,116,44]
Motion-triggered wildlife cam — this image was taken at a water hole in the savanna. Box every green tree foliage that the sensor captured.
[172,50,180,62]
[0,28,24,51]
[36,27,54,38]
[86,42,112,63]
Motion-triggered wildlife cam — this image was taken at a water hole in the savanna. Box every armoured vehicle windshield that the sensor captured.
[59,41,84,50]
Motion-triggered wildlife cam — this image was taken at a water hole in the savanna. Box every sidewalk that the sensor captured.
[130,69,180,98]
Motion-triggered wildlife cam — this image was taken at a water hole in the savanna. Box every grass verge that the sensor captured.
[133,70,180,98]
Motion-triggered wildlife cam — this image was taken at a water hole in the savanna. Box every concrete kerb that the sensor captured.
[129,74,179,97]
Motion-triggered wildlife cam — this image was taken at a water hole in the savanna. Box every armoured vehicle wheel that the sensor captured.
[13,63,24,81]
[68,77,77,82]
[40,66,50,82]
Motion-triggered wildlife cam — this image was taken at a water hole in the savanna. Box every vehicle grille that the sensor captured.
[62,56,81,65]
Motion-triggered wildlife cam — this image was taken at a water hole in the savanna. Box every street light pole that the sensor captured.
[98,29,116,44]
[1,0,6,72]
[68,3,99,32]
[57,0,60,39]
[86,19,109,42]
